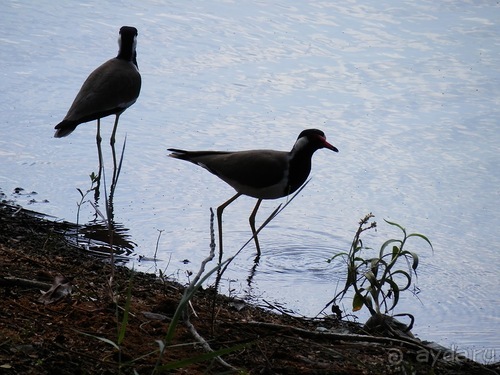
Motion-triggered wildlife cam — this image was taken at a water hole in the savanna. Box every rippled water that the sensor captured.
[1,0,499,362]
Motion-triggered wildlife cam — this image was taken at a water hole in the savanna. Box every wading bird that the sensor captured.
[54,26,142,199]
[54,26,141,142]
[168,129,338,255]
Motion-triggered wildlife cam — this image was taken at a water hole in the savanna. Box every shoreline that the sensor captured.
[0,202,498,374]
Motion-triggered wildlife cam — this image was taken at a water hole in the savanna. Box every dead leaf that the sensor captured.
[38,275,72,305]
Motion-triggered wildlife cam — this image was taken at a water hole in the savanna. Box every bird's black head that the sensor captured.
[296,129,338,152]
[120,26,138,37]
[117,26,139,64]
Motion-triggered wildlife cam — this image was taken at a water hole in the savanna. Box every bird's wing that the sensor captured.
[170,149,288,189]
[64,59,141,122]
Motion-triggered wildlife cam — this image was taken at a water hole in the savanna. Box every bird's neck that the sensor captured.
[117,39,137,66]
[287,143,315,194]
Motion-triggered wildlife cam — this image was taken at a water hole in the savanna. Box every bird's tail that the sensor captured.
[54,121,78,138]
[167,148,190,159]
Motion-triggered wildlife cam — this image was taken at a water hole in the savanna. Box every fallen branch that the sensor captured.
[226,320,430,353]
[0,276,51,290]
[184,315,238,371]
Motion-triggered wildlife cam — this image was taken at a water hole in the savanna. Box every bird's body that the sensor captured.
[167,149,290,199]
[54,26,141,139]
[168,129,338,254]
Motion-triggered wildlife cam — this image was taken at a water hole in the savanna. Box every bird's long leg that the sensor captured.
[95,118,103,201]
[216,193,242,261]
[249,198,262,256]
[110,113,120,148]
[96,118,103,172]
[110,114,120,180]
[109,114,123,211]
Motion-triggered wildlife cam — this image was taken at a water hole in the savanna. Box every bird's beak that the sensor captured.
[323,138,339,152]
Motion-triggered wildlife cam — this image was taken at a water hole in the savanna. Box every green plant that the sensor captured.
[326,213,433,323]
[75,172,99,235]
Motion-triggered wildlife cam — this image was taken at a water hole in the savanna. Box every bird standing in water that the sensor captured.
[168,129,338,255]
[54,26,141,197]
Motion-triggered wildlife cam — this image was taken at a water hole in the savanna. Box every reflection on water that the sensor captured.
[64,220,135,262]
[0,0,499,362]
[0,202,134,262]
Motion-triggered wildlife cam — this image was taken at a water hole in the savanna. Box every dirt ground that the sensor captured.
[0,202,498,374]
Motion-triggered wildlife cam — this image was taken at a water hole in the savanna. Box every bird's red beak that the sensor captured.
[322,137,338,152]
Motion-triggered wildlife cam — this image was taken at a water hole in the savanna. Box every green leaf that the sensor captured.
[327,252,348,263]
[353,292,365,312]
[391,270,412,291]
[392,245,400,260]
[353,256,366,263]
[370,258,379,277]
[76,188,84,198]
[407,233,434,252]
[409,251,419,271]
[380,239,401,257]
[155,340,165,353]
[74,330,120,351]
[384,219,406,236]
[381,277,400,312]
[365,270,378,287]
[117,276,134,346]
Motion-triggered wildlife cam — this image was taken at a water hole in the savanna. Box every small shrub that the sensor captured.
[326,213,433,336]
